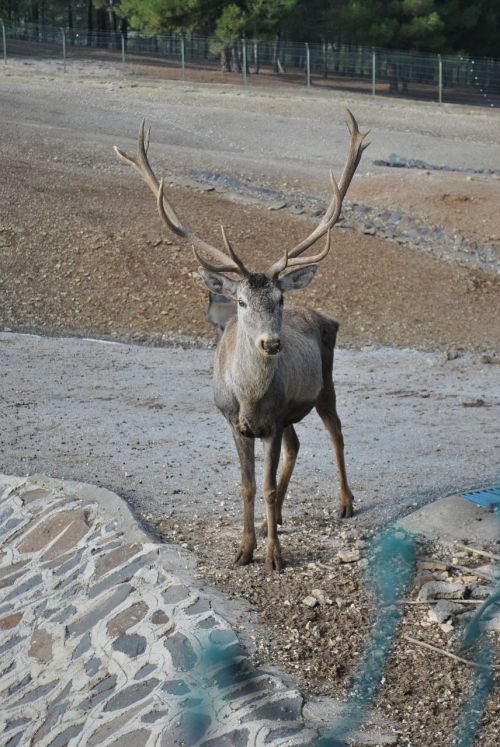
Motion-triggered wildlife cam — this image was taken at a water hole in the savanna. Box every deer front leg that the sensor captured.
[231,425,257,566]
[262,430,284,572]
[316,384,354,519]
[260,425,299,535]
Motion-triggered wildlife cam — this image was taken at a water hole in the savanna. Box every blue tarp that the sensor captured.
[462,486,500,509]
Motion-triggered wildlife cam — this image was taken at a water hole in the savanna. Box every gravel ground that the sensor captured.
[1,59,499,746]
[153,510,499,747]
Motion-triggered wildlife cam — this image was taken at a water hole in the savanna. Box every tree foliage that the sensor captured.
[2,0,500,57]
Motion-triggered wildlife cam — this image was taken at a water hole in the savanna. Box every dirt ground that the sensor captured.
[1,61,499,745]
[1,63,500,352]
[2,157,500,352]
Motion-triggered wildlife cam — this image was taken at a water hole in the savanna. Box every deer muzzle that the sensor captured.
[259,336,282,356]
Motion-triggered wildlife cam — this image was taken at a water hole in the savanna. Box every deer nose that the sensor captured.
[260,336,281,355]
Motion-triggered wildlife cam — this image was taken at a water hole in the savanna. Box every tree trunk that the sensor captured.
[221,47,232,72]
[273,32,280,73]
[96,8,106,47]
[119,17,128,51]
[87,0,93,47]
[29,0,39,39]
[253,42,260,74]
[231,42,241,73]
[67,1,74,44]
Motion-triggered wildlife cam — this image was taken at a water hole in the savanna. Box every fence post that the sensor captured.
[1,19,6,65]
[371,47,376,96]
[242,38,247,86]
[121,33,125,65]
[180,35,185,81]
[305,42,311,89]
[437,53,443,103]
[62,28,66,73]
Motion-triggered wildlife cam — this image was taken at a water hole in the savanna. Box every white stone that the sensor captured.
[302,596,318,608]
[337,549,361,563]
[427,600,462,624]
[417,580,466,601]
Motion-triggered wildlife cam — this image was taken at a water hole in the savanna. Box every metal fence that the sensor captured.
[1,20,500,108]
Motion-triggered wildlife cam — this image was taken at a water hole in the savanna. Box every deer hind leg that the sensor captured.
[259,425,300,536]
[231,425,257,566]
[316,384,354,518]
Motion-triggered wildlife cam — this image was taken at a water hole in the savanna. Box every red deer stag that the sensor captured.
[114,111,369,571]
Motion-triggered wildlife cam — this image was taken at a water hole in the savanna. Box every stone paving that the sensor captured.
[0,474,318,747]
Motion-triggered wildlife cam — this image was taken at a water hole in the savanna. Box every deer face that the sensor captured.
[199,266,318,356]
[237,274,283,355]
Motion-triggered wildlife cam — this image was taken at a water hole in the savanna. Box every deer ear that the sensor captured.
[198,268,238,299]
[277,265,318,293]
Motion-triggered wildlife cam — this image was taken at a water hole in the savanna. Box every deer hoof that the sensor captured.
[340,504,354,519]
[264,540,283,572]
[264,552,283,573]
[234,546,254,566]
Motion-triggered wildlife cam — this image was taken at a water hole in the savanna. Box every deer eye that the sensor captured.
[238,299,246,308]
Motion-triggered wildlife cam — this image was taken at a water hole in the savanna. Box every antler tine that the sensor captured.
[193,245,243,275]
[113,119,158,198]
[339,108,370,196]
[268,248,289,280]
[143,121,151,154]
[285,228,331,270]
[114,121,243,272]
[265,111,368,278]
[220,225,250,276]
[266,171,341,278]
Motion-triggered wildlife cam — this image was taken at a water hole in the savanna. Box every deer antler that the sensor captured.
[266,110,369,279]
[114,120,247,275]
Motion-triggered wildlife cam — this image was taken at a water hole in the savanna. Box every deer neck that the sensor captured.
[230,323,279,403]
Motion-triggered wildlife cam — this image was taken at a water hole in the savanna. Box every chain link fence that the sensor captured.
[1,20,500,108]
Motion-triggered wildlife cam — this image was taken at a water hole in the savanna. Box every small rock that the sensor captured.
[461,398,486,408]
[337,549,361,563]
[413,571,437,590]
[481,609,500,632]
[461,575,480,585]
[268,201,287,211]
[475,564,500,579]
[311,589,326,605]
[468,584,491,599]
[417,560,449,571]
[418,580,467,601]
[302,596,318,608]
[427,600,462,624]
[443,347,460,361]
[439,620,454,634]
